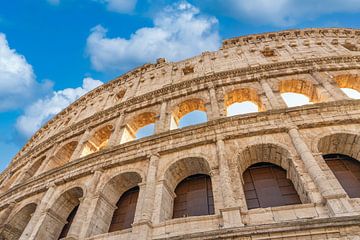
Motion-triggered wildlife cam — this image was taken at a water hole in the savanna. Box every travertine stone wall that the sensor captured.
[1,28,360,240]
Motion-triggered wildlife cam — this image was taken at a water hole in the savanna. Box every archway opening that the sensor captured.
[1,203,37,240]
[85,172,142,237]
[279,79,320,107]
[121,112,156,143]
[173,174,214,218]
[335,74,360,99]
[224,88,262,116]
[281,92,312,107]
[323,154,360,198]
[36,187,83,240]
[81,125,113,157]
[109,186,140,232]
[171,99,207,129]
[243,162,301,209]
[44,141,78,171]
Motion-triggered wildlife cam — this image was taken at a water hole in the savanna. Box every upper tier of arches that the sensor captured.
[2,71,360,187]
[11,27,360,162]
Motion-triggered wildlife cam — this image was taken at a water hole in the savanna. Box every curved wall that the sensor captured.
[0,28,360,239]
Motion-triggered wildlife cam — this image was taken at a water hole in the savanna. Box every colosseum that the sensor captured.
[1,28,360,240]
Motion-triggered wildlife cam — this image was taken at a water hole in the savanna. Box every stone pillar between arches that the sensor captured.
[288,127,355,216]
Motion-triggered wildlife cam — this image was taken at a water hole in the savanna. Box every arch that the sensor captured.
[109,186,139,232]
[323,154,360,198]
[35,187,84,240]
[163,157,212,192]
[173,174,214,218]
[317,133,360,160]
[81,124,113,157]
[171,98,207,129]
[160,157,212,221]
[279,79,322,107]
[43,141,78,171]
[87,172,142,236]
[334,74,360,99]
[121,112,156,143]
[0,203,37,240]
[238,143,291,174]
[238,143,308,205]
[224,88,264,116]
[243,162,301,209]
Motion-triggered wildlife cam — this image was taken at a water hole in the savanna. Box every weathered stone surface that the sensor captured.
[1,28,360,239]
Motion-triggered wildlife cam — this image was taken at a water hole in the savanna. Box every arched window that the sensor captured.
[173,174,214,218]
[224,88,262,116]
[279,80,320,107]
[109,186,139,232]
[58,205,79,239]
[243,163,301,209]
[81,125,113,157]
[335,75,360,99]
[121,112,156,143]
[171,99,207,129]
[43,141,78,172]
[0,203,37,240]
[324,154,360,198]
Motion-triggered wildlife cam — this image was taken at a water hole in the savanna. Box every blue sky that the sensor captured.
[0,0,360,172]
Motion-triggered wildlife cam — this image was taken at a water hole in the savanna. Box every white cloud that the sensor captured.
[100,0,137,13]
[86,1,220,72]
[0,33,49,111]
[16,77,103,138]
[204,0,360,26]
[47,0,137,13]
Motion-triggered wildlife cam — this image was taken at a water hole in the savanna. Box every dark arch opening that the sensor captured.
[109,186,139,232]
[172,174,214,219]
[58,205,79,239]
[323,154,360,198]
[243,162,301,209]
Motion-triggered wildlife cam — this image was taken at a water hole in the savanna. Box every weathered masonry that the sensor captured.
[1,28,360,240]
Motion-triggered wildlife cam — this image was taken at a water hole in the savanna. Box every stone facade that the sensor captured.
[1,28,360,239]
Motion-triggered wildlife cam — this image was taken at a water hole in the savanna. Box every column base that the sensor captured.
[220,207,243,228]
[131,220,153,240]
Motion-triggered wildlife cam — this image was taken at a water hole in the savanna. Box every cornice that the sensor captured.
[222,27,360,49]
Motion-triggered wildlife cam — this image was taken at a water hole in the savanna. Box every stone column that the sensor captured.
[19,184,56,240]
[310,72,349,101]
[216,136,243,228]
[288,127,354,216]
[70,128,92,161]
[155,101,169,134]
[78,170,106,238]
[260,79,286,109]
[108,113,125,146]
[151,180,175,224]
[139,154,159,221]
[208,83,221,120]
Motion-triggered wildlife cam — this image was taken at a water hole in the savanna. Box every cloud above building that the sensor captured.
[97,0,137,13]
[86,1,220,72]
[196,0,360,26]
[16,77,103,138]
[0,33,51,111]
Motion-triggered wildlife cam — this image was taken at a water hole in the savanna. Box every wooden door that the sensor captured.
[109,186,139,232]
[243,163,301,209]
[324,154,360,198]
[173,174,214,218]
